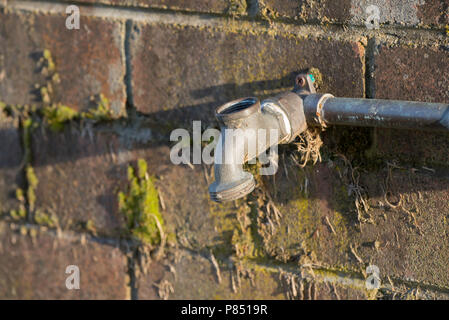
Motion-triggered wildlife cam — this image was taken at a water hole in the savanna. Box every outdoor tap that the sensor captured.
[209,72,449,202]
[208,92,308,202]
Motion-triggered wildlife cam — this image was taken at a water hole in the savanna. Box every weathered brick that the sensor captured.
[137,252,284,299]
[129,23,365,125]
[261,0,352,22]
[0,113,23,214]
[374,45,449,103]
[0,11,126,115]
[311,280,369,299]
[358,168,449,289]
[60,0,233,14]
[0,222,129,299]
[350,0,449,27]
[31,126,127,236]
[260,157,449,288]
[417,0,449,26]
[30,123,218,246]
[265,0,448,27]
[136,249,370,299]
[371,44,449,165]
[371,128,449,165]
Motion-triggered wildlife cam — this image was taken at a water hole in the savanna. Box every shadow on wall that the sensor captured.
[141,71,300,126]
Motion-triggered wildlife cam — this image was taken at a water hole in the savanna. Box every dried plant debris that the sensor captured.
[383,161,423,234]
[154,279,174,300]
[279,271,316,300]
[209,251,222,284]
[336,153,372,225]
[293,127,323,168]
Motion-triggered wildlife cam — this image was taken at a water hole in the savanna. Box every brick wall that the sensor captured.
[0,0,448,299]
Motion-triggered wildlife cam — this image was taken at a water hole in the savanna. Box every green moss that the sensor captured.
[227,0,247,16]
[42,104,79,132]
[43,49,56,72]
[9,188,27,220]
[81,94,114,121]
[26,165,38,213]
[118,159,164,245]
[85,219,96,233]
[15,188,25,203]
[22,116,37,165]
[34,210,57,228]
[10,208,27,220]
[36,49,113,131]
[40,87,51,105]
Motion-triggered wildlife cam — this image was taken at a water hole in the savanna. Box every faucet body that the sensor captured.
[209,93,306,202]
[209,73,449,202]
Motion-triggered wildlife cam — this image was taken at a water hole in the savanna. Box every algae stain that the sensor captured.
[118,158,164,245]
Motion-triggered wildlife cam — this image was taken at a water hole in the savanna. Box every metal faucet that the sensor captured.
[209,72,449,202]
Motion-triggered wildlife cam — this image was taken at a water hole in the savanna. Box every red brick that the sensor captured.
[261,158,449,288]
[0,222,129,299]
[372,45,449,165]
[30,123,218,246]
[0,11,126,116]
[417,0,449,26]
[137,250,286,299]
[31,126,127,236]
[136,249,370,299]
[0,113,23,214]
[129,23,365,125]
[60,0,232,14]
[374,45,449,103]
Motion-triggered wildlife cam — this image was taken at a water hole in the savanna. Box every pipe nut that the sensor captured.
[209,172,255,202]
[263,92,308,143]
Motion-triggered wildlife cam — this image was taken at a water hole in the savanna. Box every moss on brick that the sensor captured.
[25,165,38,214]
[42,104,79,132]
[227,0,247,16]
[118,159,164,245]
[34,210,57,228]
[81,94,114,121]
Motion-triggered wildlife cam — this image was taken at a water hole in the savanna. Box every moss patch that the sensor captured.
[25,165,38,213]
[42,104,78,132]
[227,0,247,16]
[81,94,114,121]
[118,159,164,245]
[9,188,27,221]
[34,210,57,228]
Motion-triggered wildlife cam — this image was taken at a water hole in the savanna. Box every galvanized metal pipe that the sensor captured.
[304,94,449,131]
